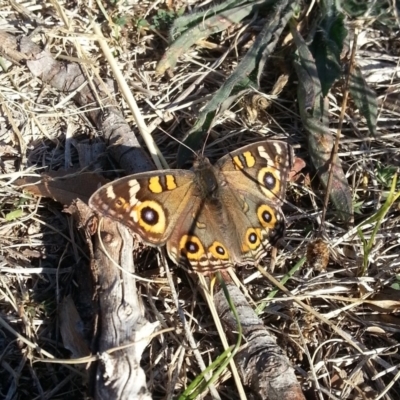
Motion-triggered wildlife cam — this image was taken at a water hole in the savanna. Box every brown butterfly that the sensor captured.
[89,141,293,274]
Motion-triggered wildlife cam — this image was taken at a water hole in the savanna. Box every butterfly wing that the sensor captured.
[215,140,293,263]
[165,194,235,274]
[216,140,292,205]
[89,169,197,245]
[89,140,293,273]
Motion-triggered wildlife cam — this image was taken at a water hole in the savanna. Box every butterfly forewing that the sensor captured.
[216,140,293,204]
[89,169,197,245]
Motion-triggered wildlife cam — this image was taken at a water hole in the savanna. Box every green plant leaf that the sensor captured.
[291,21,353,222]
[114,16,127,27]
[169,0,250,40]
[311,2,347,96]
[342,0,369,17]
[157,1,264,76]
[376,163,398,187]
[392,275,400,290]
[349,65,378,136]
[357,174,400,275]
[177,0,298,165]
[137,18,149,28]
[353,200,365,215]
[5,209,24,221]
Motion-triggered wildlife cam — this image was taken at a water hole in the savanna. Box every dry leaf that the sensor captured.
[59,295,90,358]
[289,156,306,182]
[16,169,109,205]
[367,287,400,312]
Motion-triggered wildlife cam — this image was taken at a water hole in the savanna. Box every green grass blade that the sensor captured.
[357,174,400,275]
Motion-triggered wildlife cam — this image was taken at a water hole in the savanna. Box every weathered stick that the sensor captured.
[214,282,305,400]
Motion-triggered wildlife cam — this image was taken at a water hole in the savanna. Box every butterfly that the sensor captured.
[89,141,293,274]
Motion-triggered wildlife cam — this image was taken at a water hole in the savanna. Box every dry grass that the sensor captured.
[0,0,400,399]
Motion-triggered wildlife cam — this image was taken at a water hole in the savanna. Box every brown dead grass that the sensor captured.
[0,0,400,399]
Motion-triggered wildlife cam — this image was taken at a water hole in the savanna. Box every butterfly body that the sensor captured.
[89,141,293,274]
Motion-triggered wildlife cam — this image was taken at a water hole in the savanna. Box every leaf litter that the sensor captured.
[0,0,399,399]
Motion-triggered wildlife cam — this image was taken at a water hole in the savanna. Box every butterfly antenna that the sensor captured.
[158,126,198,158]
[201,123,214,156]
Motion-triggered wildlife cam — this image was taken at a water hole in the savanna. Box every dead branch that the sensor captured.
[0,31,153,175]
[214,282,305,400]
